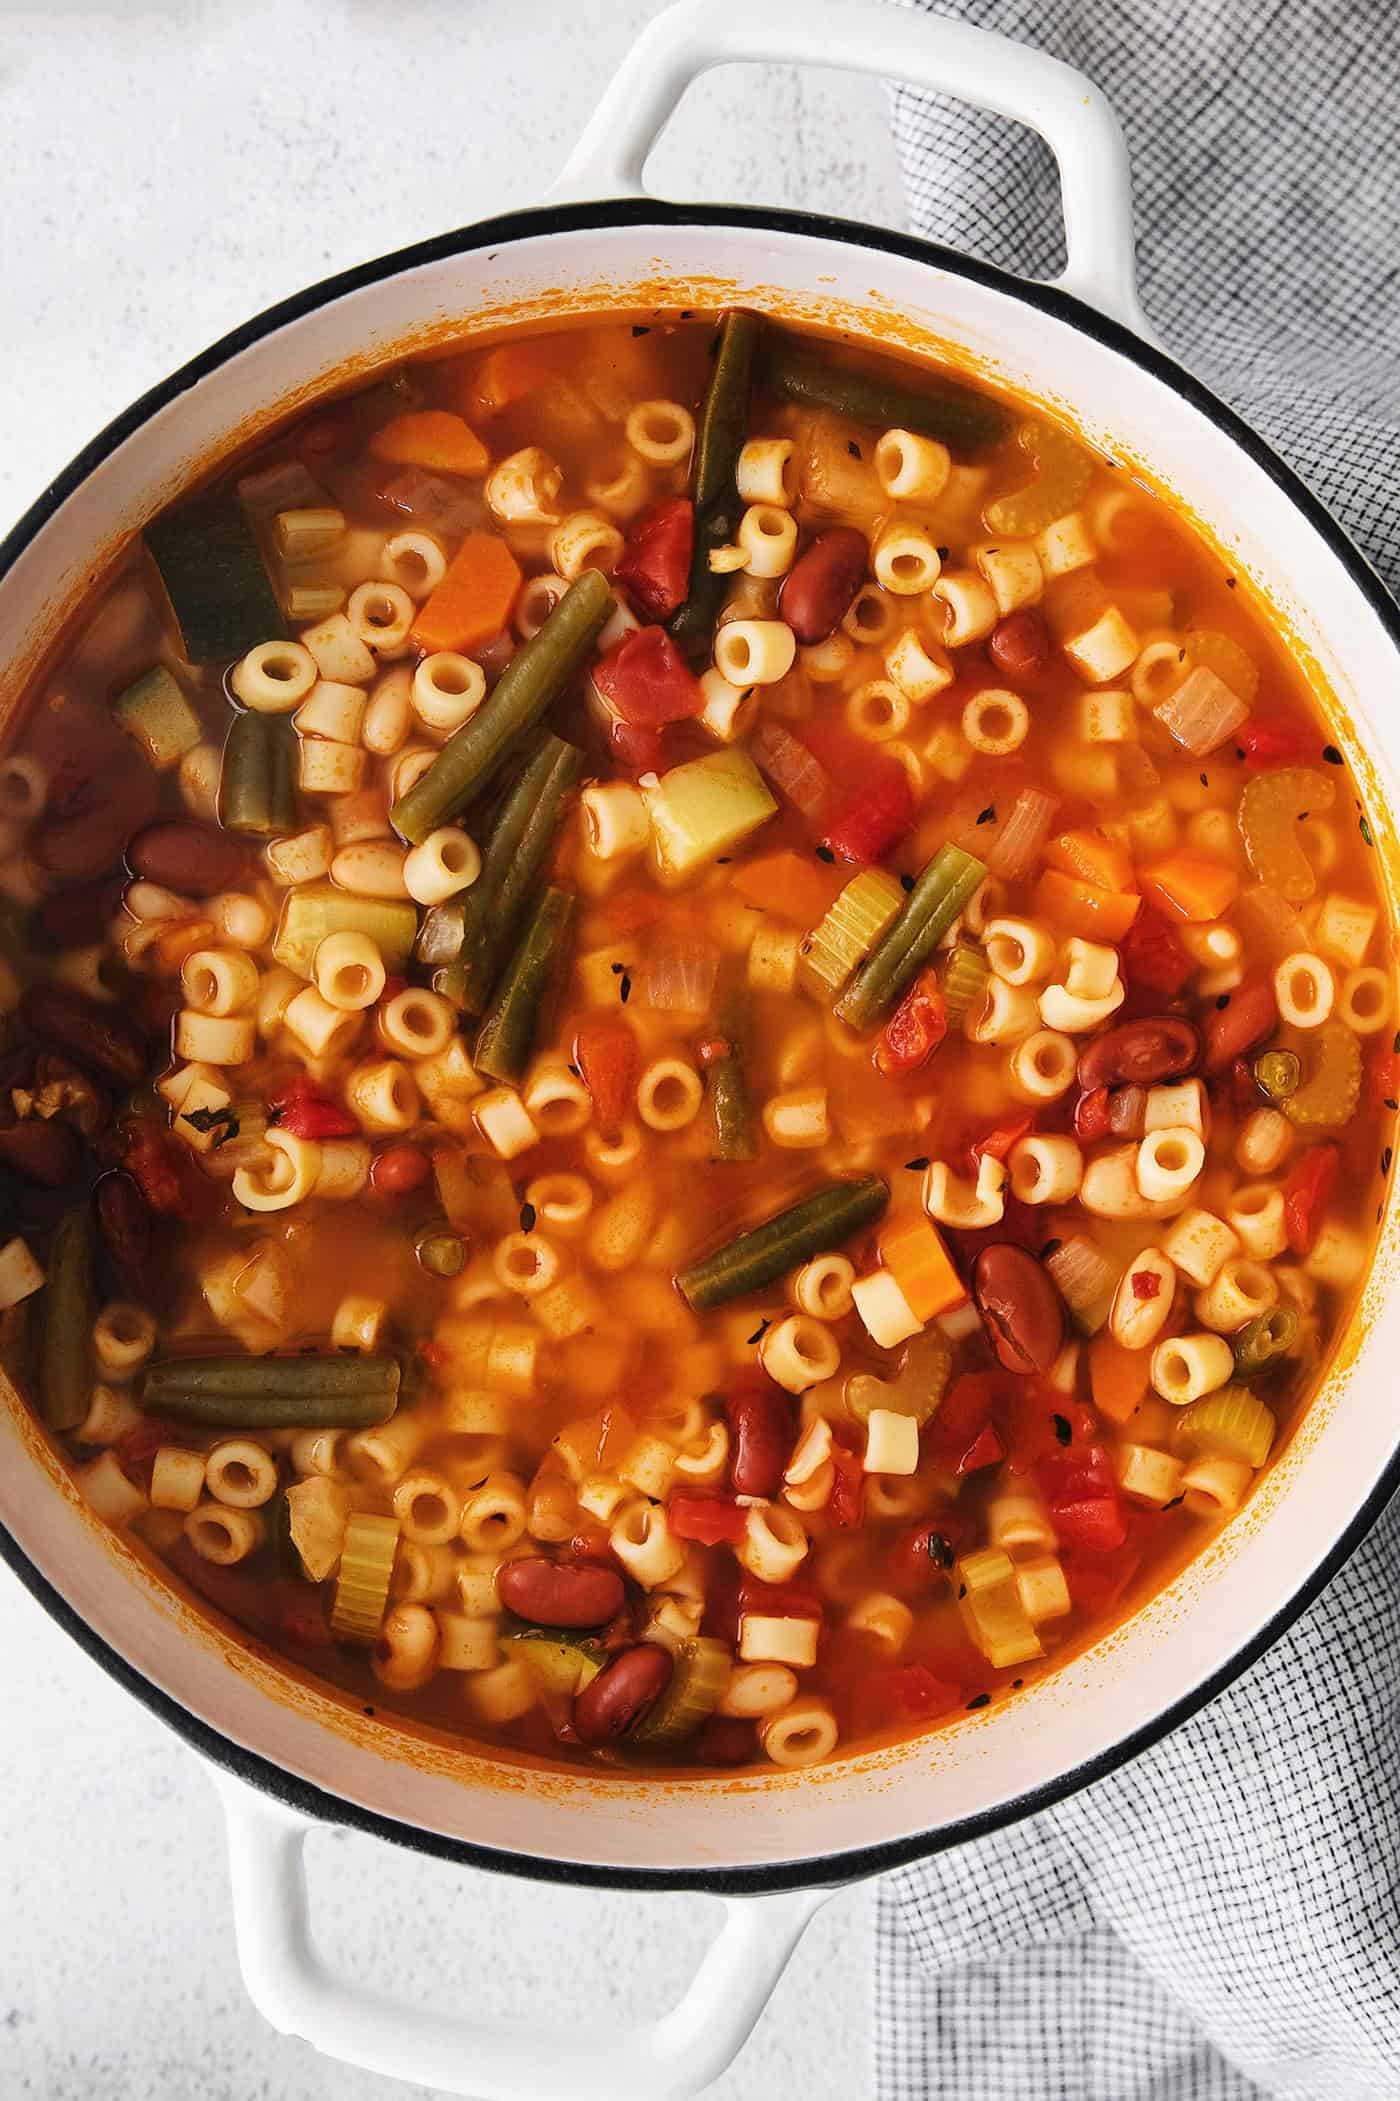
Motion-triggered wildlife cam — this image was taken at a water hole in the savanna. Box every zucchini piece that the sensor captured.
[643,750,777,881]
[284,1476,353,1583]
[273,884,419,979]
[505,1628,604,1696]
[111,665,203,772]
[145,499,286,665]
[632,1635,730,1744]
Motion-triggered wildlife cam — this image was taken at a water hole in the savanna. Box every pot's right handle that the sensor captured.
[214,1772,836,2101]
[551,0,1150,338]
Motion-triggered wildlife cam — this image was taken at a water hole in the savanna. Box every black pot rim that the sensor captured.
[3,194,1399,1898]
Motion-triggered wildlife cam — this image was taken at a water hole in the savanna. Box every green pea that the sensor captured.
[415,1228,466,1279]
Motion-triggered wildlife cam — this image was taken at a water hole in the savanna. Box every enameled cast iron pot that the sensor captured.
[4,5,1399,2093]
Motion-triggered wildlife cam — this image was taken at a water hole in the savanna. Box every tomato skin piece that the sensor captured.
[827,1444,865,1528]
[574,1016,638,1130]
[615,498,693,623]
[1283,1143,1340,1256]
[876,968,947,1077]
[607,717,674,778]
[957,1423,1005,1474]
[1074,1086,1113,1142]
[1238,715,1317,769]
[1367,1044,1400,1112]
[668,1493,748,1546]
[594,626,702,729]
[873,1663,963,1721]
[970,1116,1034,1167]
[268,1073,360,1140]
[819,757,914,864]
[738,1577,822,1620]
[925,1372,1000,1475]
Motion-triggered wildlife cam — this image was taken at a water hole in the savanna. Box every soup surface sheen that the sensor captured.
[4,312,1393,1775]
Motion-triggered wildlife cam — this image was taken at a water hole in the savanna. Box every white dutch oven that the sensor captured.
[3,4,1399,2095]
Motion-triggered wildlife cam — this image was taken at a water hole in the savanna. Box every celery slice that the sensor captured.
[1173,1386,1275,1469]
[633,1636,731,1744]
[273,885,419,979]
[941,939,990,1025]
[798,869,904,1001]
[643,750,777,880]
[330,1512,400,1643]
[956,1547,1043,1669]
[111,665,203,772]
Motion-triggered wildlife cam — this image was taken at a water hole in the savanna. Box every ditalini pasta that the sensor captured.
[6,308,1392,1776]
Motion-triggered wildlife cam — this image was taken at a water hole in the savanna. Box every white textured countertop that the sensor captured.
[1,5,905,2095]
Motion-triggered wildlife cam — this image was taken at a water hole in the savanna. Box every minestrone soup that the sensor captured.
[2,311,1393,1772]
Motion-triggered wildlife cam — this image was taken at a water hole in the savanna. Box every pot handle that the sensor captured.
[213,1770,835,2101]
[550,0,1148,336]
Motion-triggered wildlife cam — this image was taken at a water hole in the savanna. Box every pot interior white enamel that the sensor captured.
[3,206,1399,1886]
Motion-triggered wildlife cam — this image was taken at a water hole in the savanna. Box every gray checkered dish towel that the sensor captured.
[875,5,1400,2099]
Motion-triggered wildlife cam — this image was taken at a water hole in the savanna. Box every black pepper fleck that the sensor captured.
[1052,1413,1072,1446]
[746,1318,770,1347]
[1225,576,1237,589]
[937,546,949,560]
[631,325,650,336]
[904,1156,931,1172]
[900,872,915,892]
[957,1584,967,1601]
[815,844,836,863]
[1361,815,1375,847]
[611,961,625,974]
[519,1202,536,1235]
[1012,1678,1024,1689]
[847,441,862,459]
[967,1693,990,1710]
[619,973,632,1004]
[1216,994,1231,1010]
[976,805,997,825]
[1323,745,1344,765]
[926,1531,953,1569]
[1385,1099,1398,1113]
[1383,1148,1393,1177]
[1199,771,1209,787]
[1042,1237,1063,1259]
[1162,1494,1186,1512]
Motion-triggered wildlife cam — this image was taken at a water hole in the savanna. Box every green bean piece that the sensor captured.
[1254,1048,1301,1102]
[709,995,758,1162]
[143,1352,400,1429]
[669,310,762,660]
[676,1174,889,1311]
[760,341,1010,455]
[415,1228,466,1279]
[440,734,583,1014]
[219,709,298,837]
[474,885,576,1086]
[390,572,609,843]
[39,1203,95,1431]
[1232,1304,1301,1377]
[837,844,988,1031]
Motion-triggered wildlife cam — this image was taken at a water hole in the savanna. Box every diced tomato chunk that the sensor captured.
[574,1016,638,1130]
[957,1423,1005,1474]
[668,1493,748,1546]
[1120,906,1194,998]
[614,497,694,623]
[1283,1143,1339,1256]
[1237,715,1317,769]
[738,1577,823,1620]
[608,717,674,777]
[876,967,947,1077]
[1074,1086,1113,1142]
[1062,1548,1141,1618]
[925,1372,998,1474]
[970,1116,1034,1167]
[278,1097,360,1139]
[593,625,702,728]
[1035,1446,1128,1553]
[818,756,913,864]
[1049,1496,1129,1553]
[1367,1044,1400,1113]
[1131,1268,1162,1301]
[878,1664,963,1720]
[884,1512,976,1596]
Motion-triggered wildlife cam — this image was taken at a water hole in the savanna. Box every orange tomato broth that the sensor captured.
[2,310,1394,1777]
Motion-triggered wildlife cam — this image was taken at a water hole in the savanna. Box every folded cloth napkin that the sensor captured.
[875,6,1400,2095]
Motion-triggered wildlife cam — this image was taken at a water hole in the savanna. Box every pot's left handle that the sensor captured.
[549,0,1149,337]
[214,1772,835,2101]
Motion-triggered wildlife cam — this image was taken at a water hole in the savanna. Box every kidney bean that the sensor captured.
[1201,980,1278,1073]
[495,1555,625,1629]
[95,1169,158,1300]
[38,876,125,949]
[369,1143,431,1199]
[987,608,1051,683]
[1077,1015,1201,1091]
[572,1643,674,1746]
[726,1381,794,1498]
[126,821,251,897]
[695,1715,758,1767]
[973,1243,1065,1376]
[778,527,869,644]
[20,982,147,1089]
[0,1118,82,1187]
[30,753,159,883]
[1107,1083,1149,1139]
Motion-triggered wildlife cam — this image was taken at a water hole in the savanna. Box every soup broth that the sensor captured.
[2,311,1393,1774]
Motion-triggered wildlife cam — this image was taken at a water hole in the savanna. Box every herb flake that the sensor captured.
[182,1104,240,1147]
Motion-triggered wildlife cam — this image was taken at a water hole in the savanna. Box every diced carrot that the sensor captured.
[729,850,837,926]
[410,531,522,655]
[879,1214,966,1321]
[369,410,489,479]
[1034,867,1142,941]
[468,339,564,416]
[152,916,216,971]
[1141,851,1240,924]
[1088,1336,1152,1426]
[1044,829,1136,894]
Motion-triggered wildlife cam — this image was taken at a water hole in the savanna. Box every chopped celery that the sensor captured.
[1238,767,1336,905]
[1283,1019,1362,1128]
[798,869,903,1001]
[941,939,990,1025]
[633,1636,731,1744]
[1173,1386,1275,1468]
[237,459,327,518]
[955,1547,1043,1669]
[846,1329,952,1425]
[836,844,987,1031]
[285,1476,353,1583]
[330,1512,400,1643]
[273,885,418,979]
[283,580,347,621]
[643,749,777,881]
[111,665,202,771]
[984,417,1092,537]
[274,507,346,560]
